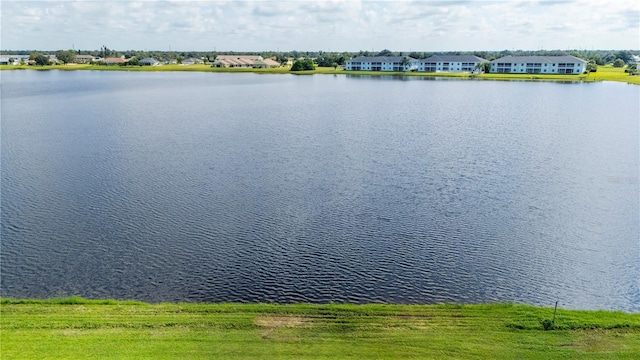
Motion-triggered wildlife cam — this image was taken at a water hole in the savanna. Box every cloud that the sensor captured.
[1,0,638,51]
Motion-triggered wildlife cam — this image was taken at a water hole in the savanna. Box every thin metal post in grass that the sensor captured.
[552,301,558,324]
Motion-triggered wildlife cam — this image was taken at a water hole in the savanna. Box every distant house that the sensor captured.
[344,56,419,71]
[181,57,204,65]
[139,58,160,66]
[213,55,263,68]
[490,55,587,74]
[0,55,28,65]
[75,55,95,64]
[48,55,60,65]
[101,57,128,65]
[253,58,281,68]
[418,55,487,73]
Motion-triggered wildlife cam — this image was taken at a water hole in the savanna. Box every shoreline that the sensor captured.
[2,296,638,313]
[2,64,638,85]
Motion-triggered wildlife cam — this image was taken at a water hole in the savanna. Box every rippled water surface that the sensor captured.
[1,71,638,311]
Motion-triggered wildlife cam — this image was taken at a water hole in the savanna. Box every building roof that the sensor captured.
[101,57,127,63]
[216,55,262,60]
[347,56,418,63]
[215,55,263,66]
[422,55,487,63]
[0,55,29,62]
[139,57,159,64]
[260,59,280,66]
[183,57,203,63]
[490,55,587,64]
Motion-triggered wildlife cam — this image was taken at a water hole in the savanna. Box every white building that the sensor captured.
[418,55,487,73]
[0,55,29,65]
[490,55,587,74]
[345,56,419,72]
[75,55,96,64]
[139,58,161,66]
[181,57,204,65]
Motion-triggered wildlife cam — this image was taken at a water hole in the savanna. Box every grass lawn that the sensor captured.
[2,64,638,85]
[2,298,639,359]
[578,65,640,84]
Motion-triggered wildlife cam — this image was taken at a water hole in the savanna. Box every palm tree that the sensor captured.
[476,62,491,74]
[400,56,411,71]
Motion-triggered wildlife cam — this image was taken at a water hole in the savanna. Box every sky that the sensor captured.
[1,0,639,52]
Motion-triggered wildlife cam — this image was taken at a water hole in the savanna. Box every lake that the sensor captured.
[1,70,638,311]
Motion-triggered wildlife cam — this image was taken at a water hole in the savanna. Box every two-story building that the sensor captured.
[344,56,419,72]
[490,55,587,74]
[418,55,487,73]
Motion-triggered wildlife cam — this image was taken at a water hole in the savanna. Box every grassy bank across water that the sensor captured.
[1,64,638,85]
[2,298,639,359]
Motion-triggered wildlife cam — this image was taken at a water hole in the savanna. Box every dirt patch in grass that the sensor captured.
[58,329,84,336]
[575,330,630,352]
[558,329,635,352]
[254,316,310,329]
[254,316,311,341]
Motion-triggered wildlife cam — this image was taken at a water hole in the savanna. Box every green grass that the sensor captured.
[2,64,638,84]
[1,298,639,359]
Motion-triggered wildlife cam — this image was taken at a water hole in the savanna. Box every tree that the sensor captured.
[55,50,76,64]
[290,59,314,71]
[614,50,632,63]
[128,57,139,66]
[628,63,638,75]
[34,54,50,66]
[101,45,112,59]
[586,61,597,73]
[476,62,491,73]
[332,62,338,70]
[400,56,411,71]
[409,51,426,60]
[589,55,605,66]
[376,49,393,56]
[613,58,625,68]
[604,53,617,64]
[276,54,288,65]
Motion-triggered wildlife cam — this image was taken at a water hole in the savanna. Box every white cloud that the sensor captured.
[1,0,638,51]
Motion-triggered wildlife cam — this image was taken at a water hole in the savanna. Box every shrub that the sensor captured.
[291,59,315,71]
[541,319,555,330]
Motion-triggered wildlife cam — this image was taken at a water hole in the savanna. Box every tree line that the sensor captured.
[7,48,638,68]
